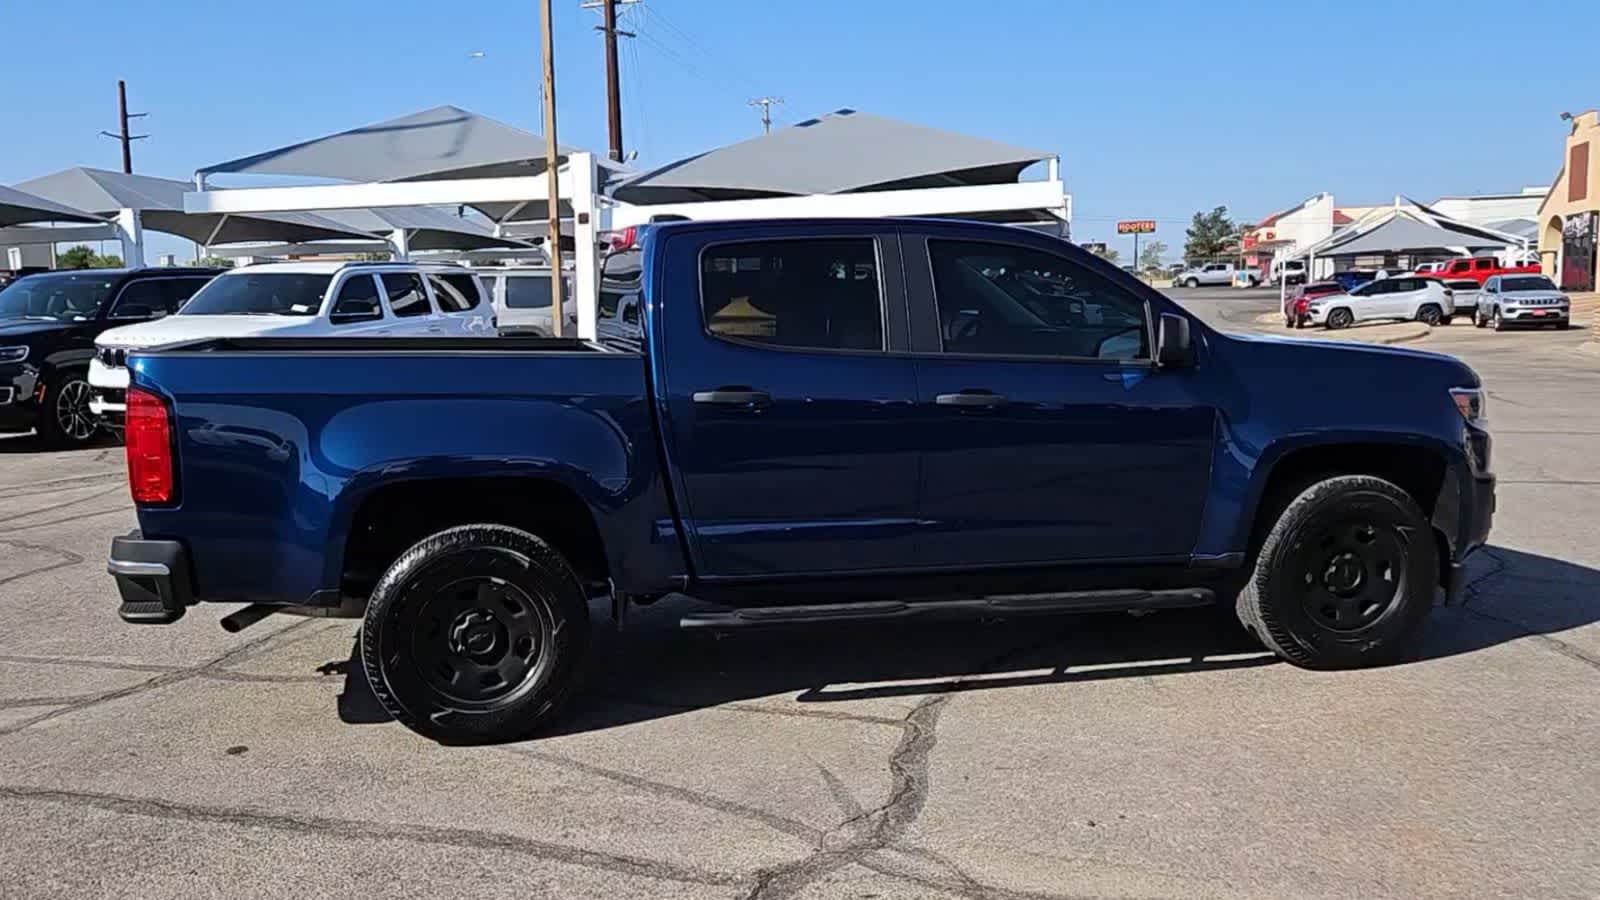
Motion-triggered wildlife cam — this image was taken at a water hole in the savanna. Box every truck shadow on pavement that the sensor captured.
[334,544,1600,739]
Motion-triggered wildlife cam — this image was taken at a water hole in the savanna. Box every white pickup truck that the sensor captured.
[90,261,494,430]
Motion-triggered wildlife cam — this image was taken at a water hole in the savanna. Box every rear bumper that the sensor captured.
[107,531,194,624]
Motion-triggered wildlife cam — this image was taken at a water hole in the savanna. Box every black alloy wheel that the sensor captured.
[39,375,98,447]
[362,524,590,743]
[1417,305,1442,326]
[1326,308,1353,330]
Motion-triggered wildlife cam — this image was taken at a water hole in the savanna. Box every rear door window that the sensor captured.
[504,274,554,309]
[381,272,432,317]
[700,238,884,352]
[426,272,482,312]
[108,280,172,319]
[330,274,384,323]
[1473,259,1494,272]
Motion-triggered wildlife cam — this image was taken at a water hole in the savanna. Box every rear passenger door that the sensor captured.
[425,271,493,335]
[379,272,438,334]
[902,230,1215,566]
[656,225,920,578]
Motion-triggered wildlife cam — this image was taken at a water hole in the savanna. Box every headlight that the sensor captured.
[1450,387,1486,424]
[0,346,28,364]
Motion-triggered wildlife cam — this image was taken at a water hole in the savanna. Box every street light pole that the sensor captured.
[539,0,564,337]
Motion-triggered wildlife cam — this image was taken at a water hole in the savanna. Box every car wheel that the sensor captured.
[36,372,98,448]
[1492,308,1506,332]
[1182,278,1198,288]
[1440,314,1453,326]
[1416,304,1442,326]
[1473,308,1487,328]
[1326,308,1352,330]
[361,524,591,744]
[1234,475,1436,670]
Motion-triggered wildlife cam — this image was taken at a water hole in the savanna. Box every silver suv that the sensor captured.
[1474,274,1570,331]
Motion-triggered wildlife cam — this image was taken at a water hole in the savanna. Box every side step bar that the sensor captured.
[679,587,1214,630]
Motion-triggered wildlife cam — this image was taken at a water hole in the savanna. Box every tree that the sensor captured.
[55,245,123,269]
[1139,240,1169,272]
[1183,206,1238,262]
[1089,245,1120,265]
[195,256,235,269]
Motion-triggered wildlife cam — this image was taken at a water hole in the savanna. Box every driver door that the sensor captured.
[902,231,1216,567]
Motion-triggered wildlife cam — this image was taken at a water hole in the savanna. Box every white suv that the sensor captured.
[90,261,494,429]
[1174,262,1242,288]
[1304,276,1453,329]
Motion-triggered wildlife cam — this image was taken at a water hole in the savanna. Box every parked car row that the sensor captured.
[0,260,585,446]
[1282,272,1571,332]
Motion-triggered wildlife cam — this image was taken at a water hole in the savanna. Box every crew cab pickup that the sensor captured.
[1434,257,1540,284]
[107,219,1495,743]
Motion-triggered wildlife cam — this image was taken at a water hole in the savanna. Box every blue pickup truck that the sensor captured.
[108,218,1494,742]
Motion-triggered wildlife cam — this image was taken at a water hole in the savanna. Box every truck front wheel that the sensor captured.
[361,524,590,743]
[1236,476,1436,670]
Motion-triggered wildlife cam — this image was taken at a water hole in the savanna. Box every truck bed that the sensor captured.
[127,336,677,608]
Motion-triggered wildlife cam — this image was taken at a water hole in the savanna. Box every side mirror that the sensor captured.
[1156,313,1194,368]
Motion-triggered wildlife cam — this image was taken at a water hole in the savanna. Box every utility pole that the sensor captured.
[581,0,636,163]
[99,80,148,174]
[748,96,783,134]
[540,0,565,337]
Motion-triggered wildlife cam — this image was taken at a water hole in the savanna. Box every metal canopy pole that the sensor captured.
[540,0,565,338]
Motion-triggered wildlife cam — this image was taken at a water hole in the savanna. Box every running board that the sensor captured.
[679,587,1215,630]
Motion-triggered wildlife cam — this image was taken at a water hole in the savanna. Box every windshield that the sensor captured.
[0,273,117,321]
[1501,276,1557,292]
[179,273,332,316]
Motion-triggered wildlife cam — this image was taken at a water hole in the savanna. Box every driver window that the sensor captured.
[928,239,1149,360]
[109,280,169,319]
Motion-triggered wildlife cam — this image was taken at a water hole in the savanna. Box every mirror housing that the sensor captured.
[1156,313,1194,368]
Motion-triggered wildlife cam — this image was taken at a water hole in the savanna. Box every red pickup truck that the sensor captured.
[1433,257,1540,285]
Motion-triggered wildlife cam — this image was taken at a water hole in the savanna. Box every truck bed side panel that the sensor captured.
[129,349,682,604]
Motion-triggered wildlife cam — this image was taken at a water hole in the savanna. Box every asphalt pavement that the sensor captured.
[0,296,1596,899]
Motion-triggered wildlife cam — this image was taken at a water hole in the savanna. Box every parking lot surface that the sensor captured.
[1,296,1597,898]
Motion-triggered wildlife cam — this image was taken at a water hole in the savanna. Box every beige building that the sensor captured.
[1537,110,1600,291]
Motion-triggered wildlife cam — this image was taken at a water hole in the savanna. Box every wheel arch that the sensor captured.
[1238,436,1463,585]
[330,466,616,600]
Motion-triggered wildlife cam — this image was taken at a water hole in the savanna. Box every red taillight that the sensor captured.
[126,386,174,504]
[608,226,637,250]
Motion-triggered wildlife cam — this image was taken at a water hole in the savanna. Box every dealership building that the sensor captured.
[1538,109,1600,292]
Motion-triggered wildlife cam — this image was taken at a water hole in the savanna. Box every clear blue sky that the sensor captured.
[1,0,1593,263]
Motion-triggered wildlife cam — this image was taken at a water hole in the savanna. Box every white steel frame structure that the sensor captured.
[186,151,1071,340]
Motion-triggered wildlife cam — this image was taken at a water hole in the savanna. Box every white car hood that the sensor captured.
[96,315,307,350]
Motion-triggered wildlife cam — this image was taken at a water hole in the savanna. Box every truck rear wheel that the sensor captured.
[361,524,590,743]
[1235,475,1436,670]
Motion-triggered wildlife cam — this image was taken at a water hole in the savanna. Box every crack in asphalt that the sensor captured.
[0,784,740,888]
[0,484,126,527]
[595,690,904,727]
[741,634,1083,900]
[0,506,133,536]
[0,536,86,589]
[503,747,823,843]
[0,654,182,675]
[1458,547,1600,672]
[0,620,316,738]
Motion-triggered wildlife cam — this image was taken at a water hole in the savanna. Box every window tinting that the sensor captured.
[700,239,883,351]
[180,273,331,316]
[428,272,481,312]
[928,240,1148,360]
[109,280,171,318]
[330,274,383,322]
[1472,259,1494,270]
[504,274,554,309]
[0,273,115,320]
[382,272,431,317]
[169,278,211,308]
[1501,276,1557,292]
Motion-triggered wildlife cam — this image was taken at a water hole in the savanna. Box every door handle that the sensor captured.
[692,387,773,408]
[935,390,1009,408]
